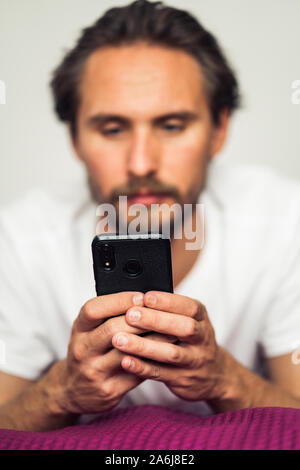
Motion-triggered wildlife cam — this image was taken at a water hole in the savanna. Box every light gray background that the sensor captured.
[0,0,299,206]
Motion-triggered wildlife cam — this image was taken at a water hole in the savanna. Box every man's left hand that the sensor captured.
[112,291,228,402]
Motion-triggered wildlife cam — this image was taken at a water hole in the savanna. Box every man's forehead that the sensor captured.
[78,43,207,115]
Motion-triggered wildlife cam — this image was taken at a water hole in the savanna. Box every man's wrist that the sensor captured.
[0,359,78,431]
[38,359,77,420]
[207,346,252,413]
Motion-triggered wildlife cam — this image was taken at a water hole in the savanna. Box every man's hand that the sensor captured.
[0,290,176,431]
[54,291,176,416]
[112,290,300,412]
[111,291,227,402]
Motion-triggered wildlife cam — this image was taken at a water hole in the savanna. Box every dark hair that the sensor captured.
[50,0,240,137]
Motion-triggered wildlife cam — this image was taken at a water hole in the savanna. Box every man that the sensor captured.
[0,0,299,432]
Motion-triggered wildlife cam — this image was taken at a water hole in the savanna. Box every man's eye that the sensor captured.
[100,124,184,135]
[163,123,184,132]
[102,127,123,136]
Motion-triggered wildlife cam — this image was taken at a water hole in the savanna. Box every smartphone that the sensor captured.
[92,233,173,296]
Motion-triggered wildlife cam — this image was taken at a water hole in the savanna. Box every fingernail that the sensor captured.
[124,358,134,369]
[128,309,141,322]
[132,293,144,306]
[146,294,156,306]
[116,335,128,347]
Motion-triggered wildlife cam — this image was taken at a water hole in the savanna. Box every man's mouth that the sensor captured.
[127,191,169,206]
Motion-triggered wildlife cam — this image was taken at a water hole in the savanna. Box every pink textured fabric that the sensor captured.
[0,405,299,450]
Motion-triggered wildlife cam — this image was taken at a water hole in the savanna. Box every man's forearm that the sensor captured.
[207,347,300,413]
[0,360,77,432]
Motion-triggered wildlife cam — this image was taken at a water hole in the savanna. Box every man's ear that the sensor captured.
[210,108,231,158]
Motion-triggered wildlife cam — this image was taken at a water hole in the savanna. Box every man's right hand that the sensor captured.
[0,291,177,431]
[51,291,175,416]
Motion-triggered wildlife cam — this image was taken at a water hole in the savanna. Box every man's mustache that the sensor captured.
[109,177,182,204]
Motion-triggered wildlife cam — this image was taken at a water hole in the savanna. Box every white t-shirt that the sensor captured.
[1,161,300,416]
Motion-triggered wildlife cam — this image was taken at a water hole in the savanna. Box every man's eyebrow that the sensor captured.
[86,111,199,127]
[153,111,199,125]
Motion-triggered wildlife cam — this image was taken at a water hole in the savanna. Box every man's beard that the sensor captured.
[87,174,204,239]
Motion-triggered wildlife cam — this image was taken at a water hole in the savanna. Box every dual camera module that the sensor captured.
[100,243,142,277]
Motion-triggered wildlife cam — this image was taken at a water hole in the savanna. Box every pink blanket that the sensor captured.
[0,405,299,450]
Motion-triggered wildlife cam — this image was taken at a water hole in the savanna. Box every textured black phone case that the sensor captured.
[92,235,173,295]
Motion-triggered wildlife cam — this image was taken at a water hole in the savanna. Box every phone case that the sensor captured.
[92,234,173,295]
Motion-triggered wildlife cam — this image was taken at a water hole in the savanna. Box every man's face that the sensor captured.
[72,42,229,231]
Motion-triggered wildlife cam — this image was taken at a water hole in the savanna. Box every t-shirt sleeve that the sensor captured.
[0,216,55,380]
[258,213,300,358]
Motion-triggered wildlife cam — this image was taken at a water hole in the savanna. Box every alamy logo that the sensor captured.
[95,196,205,250]
[0,80,6,104]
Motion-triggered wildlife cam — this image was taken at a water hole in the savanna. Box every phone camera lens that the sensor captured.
[124,259,142,277]
[100,243,115,271]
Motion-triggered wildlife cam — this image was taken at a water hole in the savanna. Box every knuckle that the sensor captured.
[100,381,114,399]
[151,313,161,331]
[163,295,172,311]
[198,303,207,321]
[149,365,161,380]
[189,353,201,369]
[134,339,144,355]
[101,318,116,337]
[72,341,87,362]
[81,300,97,321]
[189,300,200,318]
[185,319,198,337]
[180,375,193,388]
[84,365,98,382]
[134,361,145,376]
[169,345,181,363]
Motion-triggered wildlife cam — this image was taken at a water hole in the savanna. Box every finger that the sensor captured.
[88,313,150,352]
[103,371,144,398]
[120,355,180,384]
[90,332,179,374]
[125,306,206,343]
[90,346,128,374]
[144,291,205,321]
[76,291,144,331]
[146,333,181,346]
[89,316,178,354]
[112,332,192,366]
[145,333,179,344]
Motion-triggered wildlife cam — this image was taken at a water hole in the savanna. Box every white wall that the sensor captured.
[0,0,299,206]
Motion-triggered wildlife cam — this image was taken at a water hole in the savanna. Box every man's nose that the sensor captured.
[126,128,159,178]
